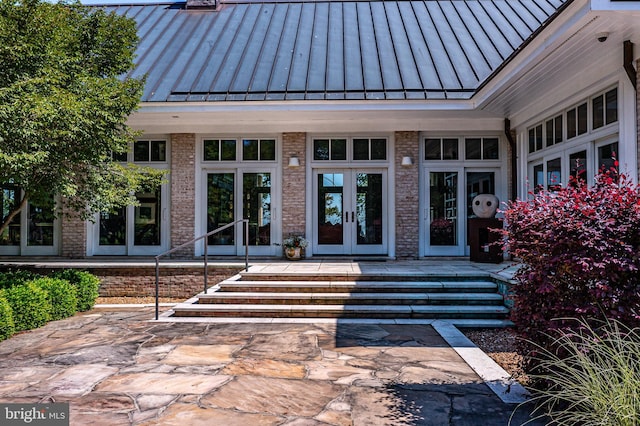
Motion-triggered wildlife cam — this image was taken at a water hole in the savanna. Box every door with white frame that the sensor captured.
[93,185,169,255]
[423,168,499,256]
[313,169,387,256]
[205,168,277,256]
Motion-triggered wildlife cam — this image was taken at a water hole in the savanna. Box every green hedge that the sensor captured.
[0,292,15,341]
[0,270,39,290]
[53,270,100,312]
[32,277,78,321]
[3,282,51,332]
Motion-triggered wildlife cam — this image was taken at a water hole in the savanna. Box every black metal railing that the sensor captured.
[154,219,250,320]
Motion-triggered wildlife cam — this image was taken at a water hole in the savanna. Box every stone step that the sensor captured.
[198,292,505,306]
[171,303,510,319]
[238,272,495,282]
[217,280,498,293]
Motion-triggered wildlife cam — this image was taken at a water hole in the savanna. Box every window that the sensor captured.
[111,150,128,162]
[545,115,563,147]
[424,138,458,160]
[314,139,346,161]
[528,125,543,153]
[134,140,166,162]
[242,139,276,161]
[597,142,618,174]
[204,139,236,161]
[353,138,386,161]
[464,138,499,160]
[547,158,562,190]
[566,102,587,139]
[569,150,587,184]
[533,164,544,190]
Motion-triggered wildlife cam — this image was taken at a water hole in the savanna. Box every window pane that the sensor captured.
[577,103,587,135]
[331,139,346,160]
[260,139,276,161]
[204,140,220,161]
[535,124,543,150]
[99,208,126,246]
[598,142,618,174]
[371,138,386,160]
[243,173,271,246]
[528,129,536,153]
[28,199,55,246]
[546,119,555,147]
[353,138,369,160]
[134,190,161,245]
[0,186,20,246]
[554,115,563,144]
[547,158,562,190]
[569,150,587,185]
[567,108,576,139]
[606,88,617,124]
[465,138,481,160]
[592,95,604,129]
[134,141,149,161]
[112,150,128,162]
[151,140,166,162]
[533,164,544,190]
[221,140,236,161]
[314,139,329,160]
[243,139,259,160]
[425,138,441,160]
[483,138,499,160]
[207,173,235,245]
[443,138,458,160]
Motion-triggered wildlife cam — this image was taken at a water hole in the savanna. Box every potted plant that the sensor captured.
[281,234,309,260]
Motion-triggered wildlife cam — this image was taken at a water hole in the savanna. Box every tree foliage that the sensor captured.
[0,0,164,234]
[502,171,640,366]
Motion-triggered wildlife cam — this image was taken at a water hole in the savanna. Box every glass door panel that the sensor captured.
[243,172,271,247]
[429,172,458,246]
[0,185,20,247]
[207,173,235,246]
[466,172,495,219]
[27,200,55,247]
[99,208,126,247]
[317,173,344,245]
[356,173,383,246]
[134,190,161,246]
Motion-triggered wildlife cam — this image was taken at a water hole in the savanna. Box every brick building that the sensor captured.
[1,0,639,259]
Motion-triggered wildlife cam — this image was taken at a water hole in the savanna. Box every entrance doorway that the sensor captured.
[423,169,497,256]
[313,170,387,255]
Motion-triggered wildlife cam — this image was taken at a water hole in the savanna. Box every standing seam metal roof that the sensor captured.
[106,0,568,102]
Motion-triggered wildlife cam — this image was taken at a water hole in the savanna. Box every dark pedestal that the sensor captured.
[468,218,503,263]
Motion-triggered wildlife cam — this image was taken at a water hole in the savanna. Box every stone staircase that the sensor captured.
[169,269,512,327]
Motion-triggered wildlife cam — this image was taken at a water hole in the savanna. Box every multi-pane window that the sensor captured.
[243,139,276,161]
[592,88,618,129]
[134,140,167,162]
[314,139,347,161]
[204,139,237,161]
[424,138,458,160]
[545,115,563,147]
[528,125,543,153]
[566,102,587,139]
[353,138,386,160]
[465,137,499,160]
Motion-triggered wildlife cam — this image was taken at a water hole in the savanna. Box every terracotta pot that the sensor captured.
[285,247,302,260]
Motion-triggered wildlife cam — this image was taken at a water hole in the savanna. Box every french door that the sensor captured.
[313,169,387,255]
[205,169,275,256]
[423,168,497,256]
[93,187,168,255]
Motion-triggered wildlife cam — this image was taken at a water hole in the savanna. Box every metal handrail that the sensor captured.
[154,219,250,320]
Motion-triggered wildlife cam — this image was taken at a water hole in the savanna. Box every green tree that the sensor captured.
[0,0,164,236]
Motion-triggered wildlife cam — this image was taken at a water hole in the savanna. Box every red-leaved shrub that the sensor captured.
[502,171,640,364]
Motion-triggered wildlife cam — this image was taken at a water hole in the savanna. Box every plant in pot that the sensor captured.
[281,235,309,260]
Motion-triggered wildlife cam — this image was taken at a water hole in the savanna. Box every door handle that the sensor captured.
[351,211,355,222]
[344,211,348,223]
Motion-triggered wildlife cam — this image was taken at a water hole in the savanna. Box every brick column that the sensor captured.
[395,131,420,258]
[282,133,306,239]
[170,133,196,258]
[61,203,86,258]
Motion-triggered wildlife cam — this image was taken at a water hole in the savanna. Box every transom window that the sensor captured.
[134,140,167,162]
[424,137,499,161]
[203,139,276,162]
[313,138,387,161]
[528,87,618,154]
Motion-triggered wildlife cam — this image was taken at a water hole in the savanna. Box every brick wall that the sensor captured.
[60,203,86,258]
[170,133,196,258]
[282,133,307,238]
[394,131,420,258]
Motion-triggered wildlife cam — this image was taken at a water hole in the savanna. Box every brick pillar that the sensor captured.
[170,133,196,258]
[395,131,420,258]
[282,133,306,239]
[61,203,86,258]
